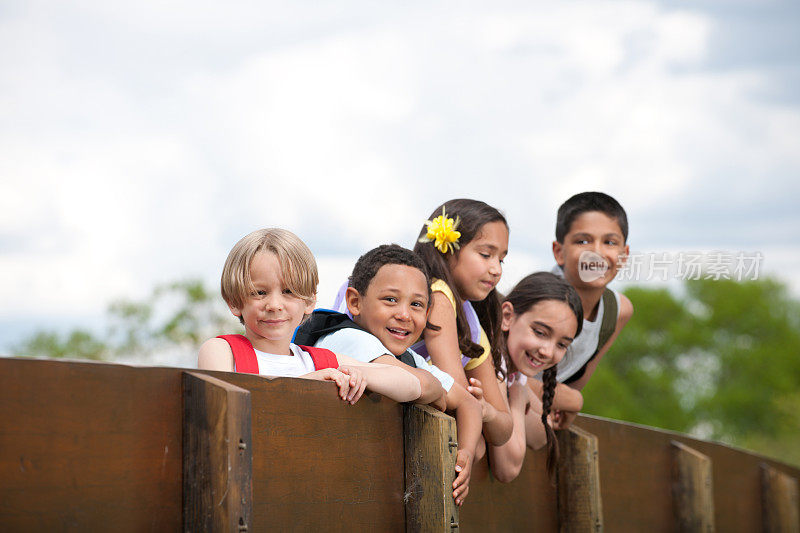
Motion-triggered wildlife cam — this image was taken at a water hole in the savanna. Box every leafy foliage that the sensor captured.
[17,329,107,361]
[583,277,800,466]
[14,279,235,364]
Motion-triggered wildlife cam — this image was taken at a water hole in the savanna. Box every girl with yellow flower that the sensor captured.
[411,199,514,455]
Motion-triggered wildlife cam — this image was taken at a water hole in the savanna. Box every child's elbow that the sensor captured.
[420,373,445,404]
[492,462,522,484]
[528,433,547,451]
[394,374,422,403]
[408,377,423,402]
[571,389,584,412]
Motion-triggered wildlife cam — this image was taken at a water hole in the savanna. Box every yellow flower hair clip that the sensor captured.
[419,207,461,254]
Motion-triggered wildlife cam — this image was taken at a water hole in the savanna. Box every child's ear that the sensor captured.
[619,244,630,268]
[345,287,362,317]
[304,294,317,315]
[552,240,565,267]
[501,301,515,331]
[228,303,242,318]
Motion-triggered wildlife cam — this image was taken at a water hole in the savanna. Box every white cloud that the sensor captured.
[2,0,800,354]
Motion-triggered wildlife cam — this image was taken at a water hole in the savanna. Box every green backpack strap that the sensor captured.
[597,289,618,352]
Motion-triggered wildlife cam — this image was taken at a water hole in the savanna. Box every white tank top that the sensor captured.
[252,343,317,378]
[550,265,620,383]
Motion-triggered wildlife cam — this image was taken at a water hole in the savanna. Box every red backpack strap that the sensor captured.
[297,345,339,371]
[217,334,259,374]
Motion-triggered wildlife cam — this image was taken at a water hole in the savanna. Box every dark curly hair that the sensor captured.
[349,244,440,331]
[412,199,508,377]
[503,271,583,481]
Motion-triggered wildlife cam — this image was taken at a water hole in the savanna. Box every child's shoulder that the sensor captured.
[315,327,386,364]
[617,292,633,326]
[198,336,235,371]
[430,278,457,308]
[318,326,375,346]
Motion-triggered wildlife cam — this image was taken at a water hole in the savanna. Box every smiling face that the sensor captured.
[501,299,578,377]
[553,211,629,290]
[228,251,315,354]
[448,220,509,301]
[347,264,429,356]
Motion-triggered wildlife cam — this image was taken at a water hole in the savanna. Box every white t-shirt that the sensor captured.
[316,328,455,392]
[551,265,621,383]
[248,343,319,378]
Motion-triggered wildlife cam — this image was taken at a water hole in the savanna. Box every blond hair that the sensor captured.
[221,228,318,310]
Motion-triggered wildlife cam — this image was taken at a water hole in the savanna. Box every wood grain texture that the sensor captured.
[671,440,715,532]
[4,356,800,533]
[557,426,603,532]
[576,414,800,533]
[0,357,183,532]
[761,463,799,533]
[183,371,252,533]
[403,404,458,532]
[195,369,407,532]
[459,446,558,533]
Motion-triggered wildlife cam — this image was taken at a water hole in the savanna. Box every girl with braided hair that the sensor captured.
[483,271,583,483]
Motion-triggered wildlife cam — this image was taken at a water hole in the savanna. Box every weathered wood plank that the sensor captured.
[183,371,252,533]
[459,446,558,533]
[0,357,183,532]
[576,414,800,532]
[671,440,715,532]
[761,463,799,533]
[557,426,603,532]
[4,357,800,533]
[195,370,407,532]
[403,404,458,532]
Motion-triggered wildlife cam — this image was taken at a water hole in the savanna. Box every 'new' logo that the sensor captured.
[578,251,608,282]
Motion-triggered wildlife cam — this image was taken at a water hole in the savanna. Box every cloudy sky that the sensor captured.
[1,0,799,361]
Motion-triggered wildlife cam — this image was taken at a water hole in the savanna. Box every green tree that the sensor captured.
[583,277,800,466]
[14,279,234,364]
[16,329,107,360]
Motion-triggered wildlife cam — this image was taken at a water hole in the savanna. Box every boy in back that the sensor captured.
[528,192,634,432]
[294,244,482,506]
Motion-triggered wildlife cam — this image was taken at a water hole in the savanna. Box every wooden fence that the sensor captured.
[1,357,798,532]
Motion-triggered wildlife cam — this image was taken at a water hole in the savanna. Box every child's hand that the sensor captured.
[337,365,368,405]
[312,368,352,403]
[467,378,490,421]
[550,409,578,430]
[453,448,473,506]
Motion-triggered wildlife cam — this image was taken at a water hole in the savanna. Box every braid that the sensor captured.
[540,367,559,482]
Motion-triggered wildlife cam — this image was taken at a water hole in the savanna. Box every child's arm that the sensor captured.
[523,393,549,450]
[527,377,583,431]
[466,360,513,446]
[336,353,422,403]
[487,379,532,483]
[567,294,633,391]
[425,290,513,444]
[372,354,446,408]
[528,379,584,412]
[198,338,234,372]
[424,291,471,389]
[445,382,483,506]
